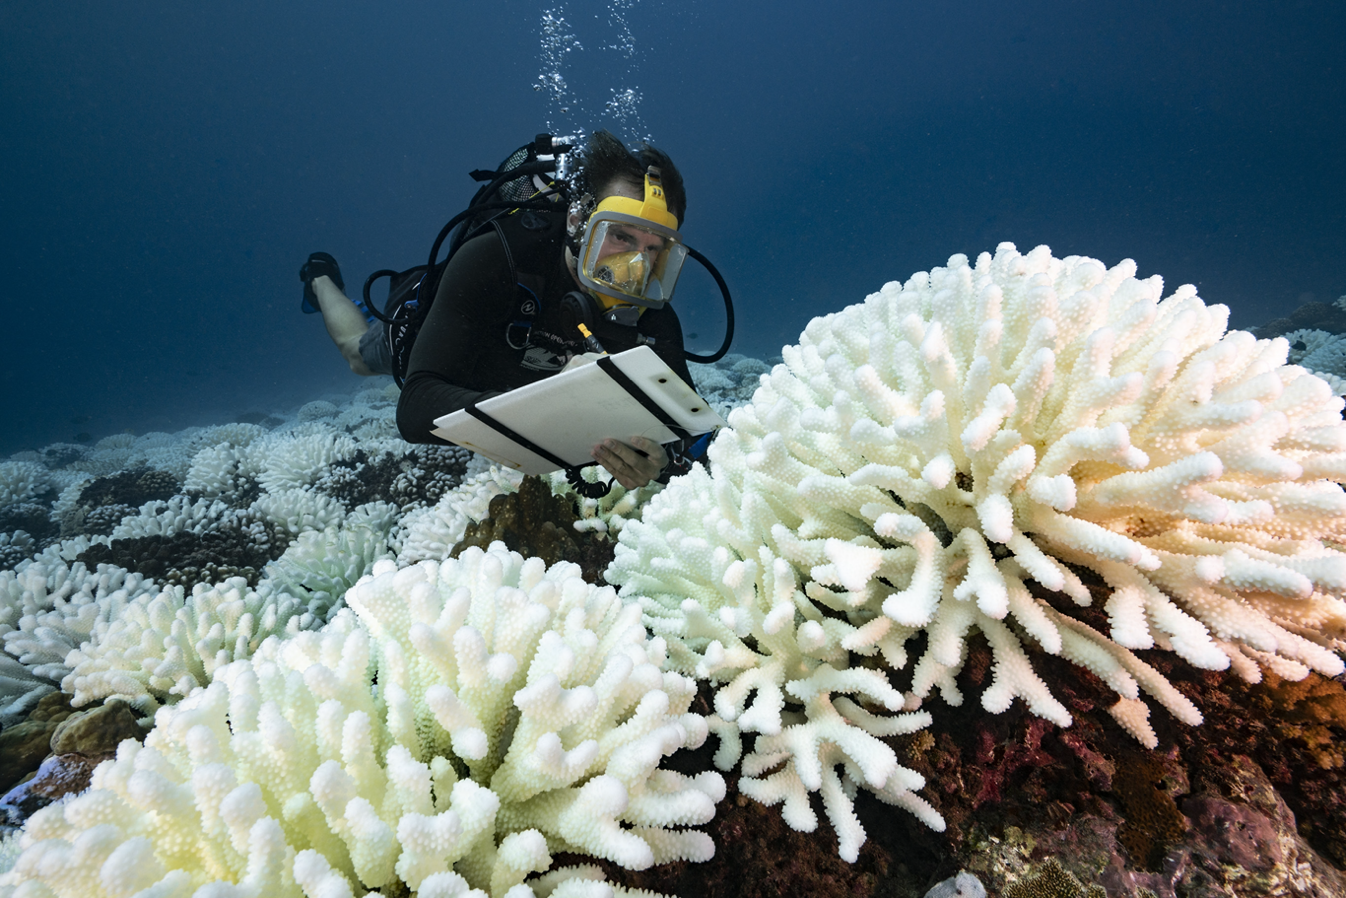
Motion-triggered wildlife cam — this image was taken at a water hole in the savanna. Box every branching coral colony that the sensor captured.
[2,545,722,898]
[607,243,1346,860]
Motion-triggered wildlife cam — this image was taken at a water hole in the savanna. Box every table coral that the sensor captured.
[0,543,722,898]
[607,243,1346,859]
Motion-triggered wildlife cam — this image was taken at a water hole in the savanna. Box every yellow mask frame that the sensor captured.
[576,168,687,311]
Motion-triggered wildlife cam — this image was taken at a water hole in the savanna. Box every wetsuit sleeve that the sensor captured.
[396,235,514,444]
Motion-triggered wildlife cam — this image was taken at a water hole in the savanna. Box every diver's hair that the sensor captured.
[572,130,687,224]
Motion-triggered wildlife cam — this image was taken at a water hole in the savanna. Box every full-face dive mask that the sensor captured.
[575,167,687,314]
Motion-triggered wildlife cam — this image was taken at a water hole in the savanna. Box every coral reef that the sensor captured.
[0,544,723,897]
[75,514,290,587]
[3,249,1346,895]
[0,412,482,727]
[393,468,526,566]
[607,243,1346,858]
[58,505,399,716]
[1252,300,1346,343]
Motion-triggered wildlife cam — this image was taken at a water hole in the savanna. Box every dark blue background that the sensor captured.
[3,1,1343,455]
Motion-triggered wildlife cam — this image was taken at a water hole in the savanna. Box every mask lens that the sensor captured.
[579,214,686,308]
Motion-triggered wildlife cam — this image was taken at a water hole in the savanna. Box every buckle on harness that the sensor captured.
[505,320,532,350]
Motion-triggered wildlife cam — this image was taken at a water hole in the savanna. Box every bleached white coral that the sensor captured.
[0,653,56,726]
[333,389,401,441]
[256,431,358,494]
[259,503,397,608]
[0,461,52,509]
[2,543,721,898]
[61,506,398,714]
[62,434,138,477]
[0,559,160,723]
[547,469,662,537]
[1299,332,1346,380]
[1282,328,1336,364]
[61,575,330,716]
[127,432,199,480]
[1280,329,1346,395]
[250,487,349,536]
[394,467,525,564]
[608,243,1346,857]
[298,398,340,421]
[0,531,35,570]
[51,478,94,536]
[0,560,159,678]
[1310,369,1346,397]
[108,495,235,541]
[190,422,270,451]
[184,440,264,501]
[0,831,21,878]
[691,354,770,421]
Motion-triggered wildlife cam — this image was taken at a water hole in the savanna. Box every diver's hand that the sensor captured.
[562,351,606,372]
[593,436,667,490]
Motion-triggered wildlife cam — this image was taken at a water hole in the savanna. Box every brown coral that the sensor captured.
[1110,749,1188,870]
[451,475,615,582]
[1003,859,1106,898]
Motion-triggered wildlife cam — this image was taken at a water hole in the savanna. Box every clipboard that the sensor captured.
[430,345,725,475]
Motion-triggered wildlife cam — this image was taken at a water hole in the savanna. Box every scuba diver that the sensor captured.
[299,131,705,490]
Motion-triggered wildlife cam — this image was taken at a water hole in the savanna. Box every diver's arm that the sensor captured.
[396,236,512,444]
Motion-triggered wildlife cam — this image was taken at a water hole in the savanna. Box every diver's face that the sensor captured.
[591,179,666,260]
[598,221,666,261]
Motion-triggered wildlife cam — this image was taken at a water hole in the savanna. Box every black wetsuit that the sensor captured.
[396,230,693,444]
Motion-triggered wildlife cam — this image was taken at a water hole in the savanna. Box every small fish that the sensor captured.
[74,432,93,444]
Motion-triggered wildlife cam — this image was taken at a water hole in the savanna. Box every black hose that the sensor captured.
[682,246,735,364]
[361,268,424,325]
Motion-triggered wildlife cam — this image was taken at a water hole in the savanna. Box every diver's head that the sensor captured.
[566,132,689,313]
[570,130,687,225]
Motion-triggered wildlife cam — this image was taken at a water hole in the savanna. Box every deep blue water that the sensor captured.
[2,0,1343,456]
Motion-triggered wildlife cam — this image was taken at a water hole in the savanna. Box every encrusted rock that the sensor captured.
[0,752,114,827]
[0,693,74,795]
[49,700,147,755]
[25,692,74,724]
[452,474,615,582]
